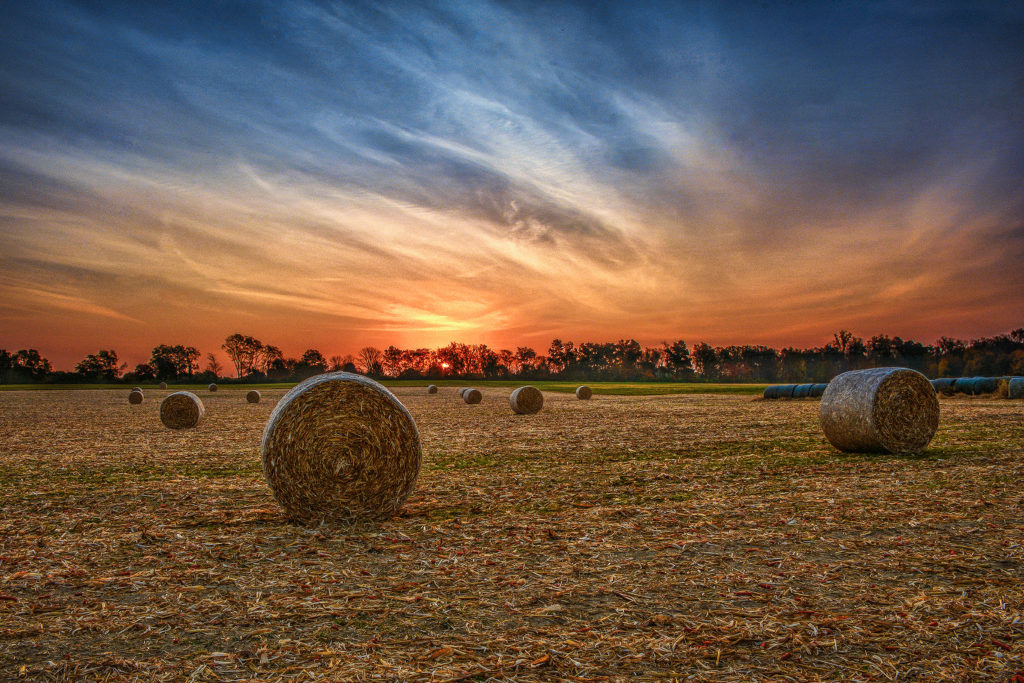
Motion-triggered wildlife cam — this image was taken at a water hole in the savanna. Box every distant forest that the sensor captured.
[2,327,1023,385]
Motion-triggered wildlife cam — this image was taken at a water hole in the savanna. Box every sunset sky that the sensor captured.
[2,1,1022,369]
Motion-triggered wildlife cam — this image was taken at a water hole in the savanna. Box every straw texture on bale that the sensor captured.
[820,367,939,454]
[159,391,205,430]
[509,386,543,414]
[576,385,593,400]
[246,390,261,404]
[463,388,482,404]
[128,389,143,405]
[1009,377,1024,399]
[208,383,218,392]
[426,384,438,394]
[763,385,779,399]
[159,382,167,390]
[261,372,421,524]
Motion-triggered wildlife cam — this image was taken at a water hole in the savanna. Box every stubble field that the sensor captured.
[0,386,1022,681]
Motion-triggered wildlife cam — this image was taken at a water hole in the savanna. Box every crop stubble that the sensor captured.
[0,388,1021,681]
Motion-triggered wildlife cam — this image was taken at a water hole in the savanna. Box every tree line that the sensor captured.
[2,327,1022,385]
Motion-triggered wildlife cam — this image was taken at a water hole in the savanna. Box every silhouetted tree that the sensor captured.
[75,349,121,381]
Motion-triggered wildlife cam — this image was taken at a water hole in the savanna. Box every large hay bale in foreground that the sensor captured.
[159,382,168,390]
[463,388,482,404]
[261,372,421,524]
[208,383,218,392]
[576,385,593,400]
[128,389,143,405]
[1009,377,1024,399]
[509,386,543,414]
[820,367,939,454]
[763,385,779,399]
[160,392,205,430]
[246,390,261,404]
[427,384,438,394]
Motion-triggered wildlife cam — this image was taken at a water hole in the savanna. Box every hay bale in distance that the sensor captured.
[776,384,797,398]
[951,377,974,394]
[160,391,205,430]
[159,382,168,390]
[509,386,543,414]
[809,383,828,398]
[930,378,955,395]
[576,385,593,400]
[463,388,482,404]
[247,390,261,404]
[427,384,438,394]
[1008,377,1024,399]
[973,377,998,394]
[128,389,144,405]
[261,372,421,524]
[792,384,811,399]
[763,385,779,399]
[208,383,218,392]
[819,367,939,454]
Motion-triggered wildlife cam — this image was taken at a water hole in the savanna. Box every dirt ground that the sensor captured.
[0,386,1021,681]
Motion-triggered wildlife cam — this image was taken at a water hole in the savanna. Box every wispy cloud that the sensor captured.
[0,1,1022,366]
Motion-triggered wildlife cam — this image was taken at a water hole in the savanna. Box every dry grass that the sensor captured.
[0,388,1022,681]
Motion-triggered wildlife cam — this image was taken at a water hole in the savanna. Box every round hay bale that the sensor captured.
[463,388,482,404]
[776,384,797,398]
[951,377,974,394]
[160,391,205,430]
[132,386,143,392]
[1008,377,1024,399]
[159,382,168,390]
[930,378,955,395]
[128,389,144,405]
[427,384,438,394]
[576,385,593,400]
[208,383,218,392]
[246,390,261,404]
[973,377,998,394]
[819,367,939,454]
[763,385,779,399]
[261,372,420,524]
[509,386,543,414]
[810,383,828,398]
[792,384,811,399]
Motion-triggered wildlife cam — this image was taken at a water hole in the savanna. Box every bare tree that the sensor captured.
[357,346,383,376]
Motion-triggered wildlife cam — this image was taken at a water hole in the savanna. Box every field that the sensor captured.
[0,386,1021,681]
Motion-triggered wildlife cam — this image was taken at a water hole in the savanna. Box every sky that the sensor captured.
[1,1,1022,370]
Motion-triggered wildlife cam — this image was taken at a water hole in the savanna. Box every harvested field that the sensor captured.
[0,387,1022,681]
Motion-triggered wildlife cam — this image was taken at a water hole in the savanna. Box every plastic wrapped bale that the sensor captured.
[931,378,955,395]
[1009,377,1024,399]
[208,383,218,392]
[819,367,939,454]
[247,390,261,404]
[426,384,438,394]
[792,384,811,399]
[261,372,421,524]
[576,385,593,400]
[160,391,205,429]
[159,382,168,390]
[952,378,974,395]
[973,377,998,394]
[763,385,780,399]
[810,383,829,398]
[776,384,797,398]
[463,388,482,404]
[509,386,543,414]
[128,389,144,405]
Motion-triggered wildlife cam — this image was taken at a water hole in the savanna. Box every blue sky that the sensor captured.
[1,1,1022,366]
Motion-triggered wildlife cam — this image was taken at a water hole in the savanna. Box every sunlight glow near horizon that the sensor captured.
[0,1,1022,369]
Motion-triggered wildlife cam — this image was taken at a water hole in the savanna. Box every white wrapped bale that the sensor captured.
[819,368,939,454]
